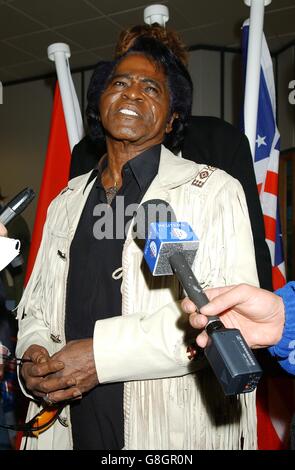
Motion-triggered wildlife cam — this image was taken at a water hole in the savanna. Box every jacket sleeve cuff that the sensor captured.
[268,282,295,374]
[93,301,201,383]
[16,319,54,399]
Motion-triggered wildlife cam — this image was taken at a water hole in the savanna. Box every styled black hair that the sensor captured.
[86,36,193,154]
[86,60,115,144]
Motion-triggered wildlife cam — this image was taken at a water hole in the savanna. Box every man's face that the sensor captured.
[99,54,176,149]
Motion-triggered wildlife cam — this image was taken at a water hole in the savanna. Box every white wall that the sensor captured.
[188,50,221,118]
[0,79,54,230]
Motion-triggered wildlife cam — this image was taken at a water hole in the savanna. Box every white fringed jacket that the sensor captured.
[16,145,259,450]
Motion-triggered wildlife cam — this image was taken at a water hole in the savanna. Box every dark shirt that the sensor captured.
[65,145,161,450]
[70,119,273,292]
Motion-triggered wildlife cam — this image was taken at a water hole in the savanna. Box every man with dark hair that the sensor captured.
[17,37,259,450]
[70,24,272,293]
[71,117,272,292]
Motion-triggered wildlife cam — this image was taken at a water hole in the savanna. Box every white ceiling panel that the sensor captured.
[9,0,102,27]
[5,60,54,79]
[55,17,121,49]
[110,4,190,31]
[89,44,116,61]
[0,67,19,81]
[181,22,239,48]
[0,0,294,82]
[171,0,248,26]
[267,0,295,10]
[85,0,150,16]
[6,30,82,60]
[265,7,295,37]
[0,3,42,39]
[68,50,101,68]
[0,42,33,67]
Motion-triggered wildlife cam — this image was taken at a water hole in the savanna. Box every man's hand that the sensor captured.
[20,344,78,400]
[181,284,285,349]
[45,339,99,403]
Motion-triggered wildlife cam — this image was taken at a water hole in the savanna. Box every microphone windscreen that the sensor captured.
[133,199,176,239]
[144,221,199,276]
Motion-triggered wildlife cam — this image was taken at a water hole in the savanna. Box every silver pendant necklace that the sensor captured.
[105,180,118,205]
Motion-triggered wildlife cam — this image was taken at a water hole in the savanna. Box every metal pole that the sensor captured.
[47,43,83,151]
[243,0,272,158]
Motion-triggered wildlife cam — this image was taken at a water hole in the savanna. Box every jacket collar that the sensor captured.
[65,145,199,237]
[68,145,198,192]
[156,145,198,189]
[137,145,198,208]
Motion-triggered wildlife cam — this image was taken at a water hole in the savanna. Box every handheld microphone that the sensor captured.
[0,188,35,225]
[140,199,262,396]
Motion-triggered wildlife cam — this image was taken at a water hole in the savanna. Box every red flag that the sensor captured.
[257,376,294,449]
[16,83,71,450]
[24,83,71,284]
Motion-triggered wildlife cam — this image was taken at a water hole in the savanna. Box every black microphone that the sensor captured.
[0,188,35,225]
[133,198,176,240]
[140,199,262,396]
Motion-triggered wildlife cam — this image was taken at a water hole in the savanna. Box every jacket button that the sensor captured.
[50,334,62,343]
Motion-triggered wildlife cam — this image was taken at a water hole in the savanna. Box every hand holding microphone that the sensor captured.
[138,199,262,396]
[182,284,286,350]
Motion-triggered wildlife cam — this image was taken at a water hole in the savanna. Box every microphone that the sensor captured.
[140,199,262,396]
[133,198,176,241]
[0,188,35,226]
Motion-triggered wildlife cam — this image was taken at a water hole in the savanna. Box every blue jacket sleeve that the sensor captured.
[268,282,295,375]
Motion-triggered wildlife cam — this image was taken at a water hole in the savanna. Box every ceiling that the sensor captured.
[1,0,295,83]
